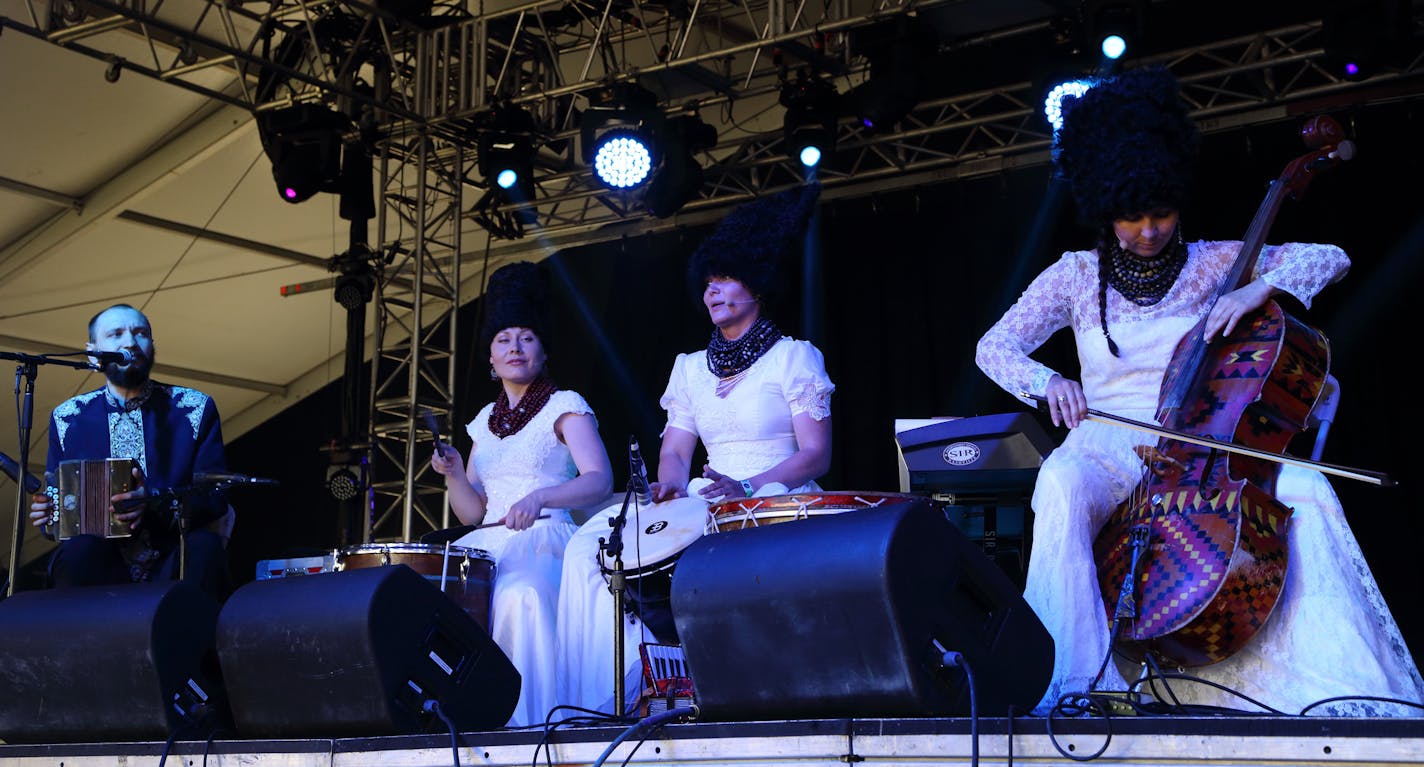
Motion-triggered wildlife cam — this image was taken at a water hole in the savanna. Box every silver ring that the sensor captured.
[1057,395,1067,403]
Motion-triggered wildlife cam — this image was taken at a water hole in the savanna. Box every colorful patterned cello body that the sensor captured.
[1092,115,1353,667]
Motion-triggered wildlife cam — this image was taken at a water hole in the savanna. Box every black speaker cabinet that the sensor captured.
[671,499,1053,720]
[0,580,229,743]
[215,564,519,738]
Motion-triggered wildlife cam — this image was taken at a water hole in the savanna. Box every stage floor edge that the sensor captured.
[3,715,1424,767]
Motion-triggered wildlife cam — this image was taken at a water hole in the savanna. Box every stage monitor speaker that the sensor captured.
[0,580,230,744]
[215,564,519,738]
[671,499,1053,720]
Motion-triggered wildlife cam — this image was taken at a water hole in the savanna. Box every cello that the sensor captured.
[1090,114,1358,668]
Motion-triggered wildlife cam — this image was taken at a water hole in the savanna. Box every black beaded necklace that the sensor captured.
[1105,228,1188,306]
[706,316,781,379]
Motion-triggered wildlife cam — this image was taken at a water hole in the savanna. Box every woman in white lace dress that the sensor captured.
[431,262,613,728]
[556,183,834,718]
[976,66,1423,716]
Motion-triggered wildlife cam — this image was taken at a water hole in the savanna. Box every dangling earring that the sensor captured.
[489,366,498,381]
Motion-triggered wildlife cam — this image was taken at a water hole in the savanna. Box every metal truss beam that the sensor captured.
[481,20,1424,247]
[366,133,464,544]
[11,2,1419,241]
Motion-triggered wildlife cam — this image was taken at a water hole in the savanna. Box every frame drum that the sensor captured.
[710,490,924,532]
[337,543,495,633]
[594,497,712,643]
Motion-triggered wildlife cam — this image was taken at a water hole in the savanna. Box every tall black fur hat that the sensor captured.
[1053,65,1200,226]
[687,182,822,300]
[480,261,552,349]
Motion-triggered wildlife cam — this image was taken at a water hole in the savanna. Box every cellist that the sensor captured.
[975,65,1423,716]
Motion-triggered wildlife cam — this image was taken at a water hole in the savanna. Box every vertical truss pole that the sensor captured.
[367,133,463,543]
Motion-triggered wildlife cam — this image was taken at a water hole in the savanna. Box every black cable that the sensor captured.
[590,704,698,767]
[1090,622,1124,691]
[200,726,231,767]
[1135,670,1289,716]
[1299,695,1424,716]
[1044,694,1115,761]
[156,726,183,767]
[1005,705,1017,767]
[1136,652,1182,707]
[424,699,461,767]
[530,704,635,767]
[942,651,978,767]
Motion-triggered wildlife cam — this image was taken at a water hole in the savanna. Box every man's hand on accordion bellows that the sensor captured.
[111,466,147,530]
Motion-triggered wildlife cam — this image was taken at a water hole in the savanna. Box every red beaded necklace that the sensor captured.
[488,376,558,438]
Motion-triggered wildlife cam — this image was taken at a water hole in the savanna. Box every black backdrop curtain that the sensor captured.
[229,97,1424,664]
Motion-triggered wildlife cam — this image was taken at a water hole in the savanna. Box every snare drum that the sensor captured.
[709,490,924,532]
[337,543,495,633]
[594,497,712,643]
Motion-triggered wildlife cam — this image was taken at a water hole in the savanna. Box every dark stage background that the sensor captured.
[227,97,1424,667]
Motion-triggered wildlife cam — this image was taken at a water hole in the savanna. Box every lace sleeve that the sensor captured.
[975,252,1082,402]
[1255,242,1350,309]
[778,340,835,421]
[658,353,698,436]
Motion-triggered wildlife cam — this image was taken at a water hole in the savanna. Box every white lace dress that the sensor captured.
[451,389,588,727]
[555,337,835,716]
[977,239,1424,716]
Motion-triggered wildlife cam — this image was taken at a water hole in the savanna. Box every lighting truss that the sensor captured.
[9,2,1420,239]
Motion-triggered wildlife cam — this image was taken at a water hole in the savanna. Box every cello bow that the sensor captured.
[1020,392,1393,487]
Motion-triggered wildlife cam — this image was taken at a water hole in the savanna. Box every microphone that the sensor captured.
[88,348,135,367]
[0,451,42,494]
[628,436,652,507]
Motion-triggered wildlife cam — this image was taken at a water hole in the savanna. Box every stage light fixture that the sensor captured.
[258,104,354,204]
[326,464,362,501]
[781,75,841,169]
[1084,0,1143,68]
[1043,78,1094,134]
[1100,34,1126,60]
[643,114,717,218]
[581,83,666,190]
[844,18,935,134]
[1322,1,1412,81]
[593,132,655,188]
[474,102,538,225]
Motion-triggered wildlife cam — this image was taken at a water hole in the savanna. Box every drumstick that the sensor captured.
[473,513,549,530]
[418,407,448,456]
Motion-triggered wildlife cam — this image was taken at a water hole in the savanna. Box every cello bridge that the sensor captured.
[1134,445,1187,477]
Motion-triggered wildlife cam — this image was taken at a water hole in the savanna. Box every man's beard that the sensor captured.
[104,356,153,389]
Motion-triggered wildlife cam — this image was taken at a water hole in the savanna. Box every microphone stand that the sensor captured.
[1,350,98,598]
[121,488,186,580]
[166,475,270,584]
[600,476,637,717]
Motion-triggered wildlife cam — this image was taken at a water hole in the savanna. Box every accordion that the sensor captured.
[55,458,137,540]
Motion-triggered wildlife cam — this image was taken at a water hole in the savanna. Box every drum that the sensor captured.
[594,497,712,643]
[709,490,924,532]
[336,543,495,633]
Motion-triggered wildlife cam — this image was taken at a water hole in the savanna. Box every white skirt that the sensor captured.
[454,514,577,727]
